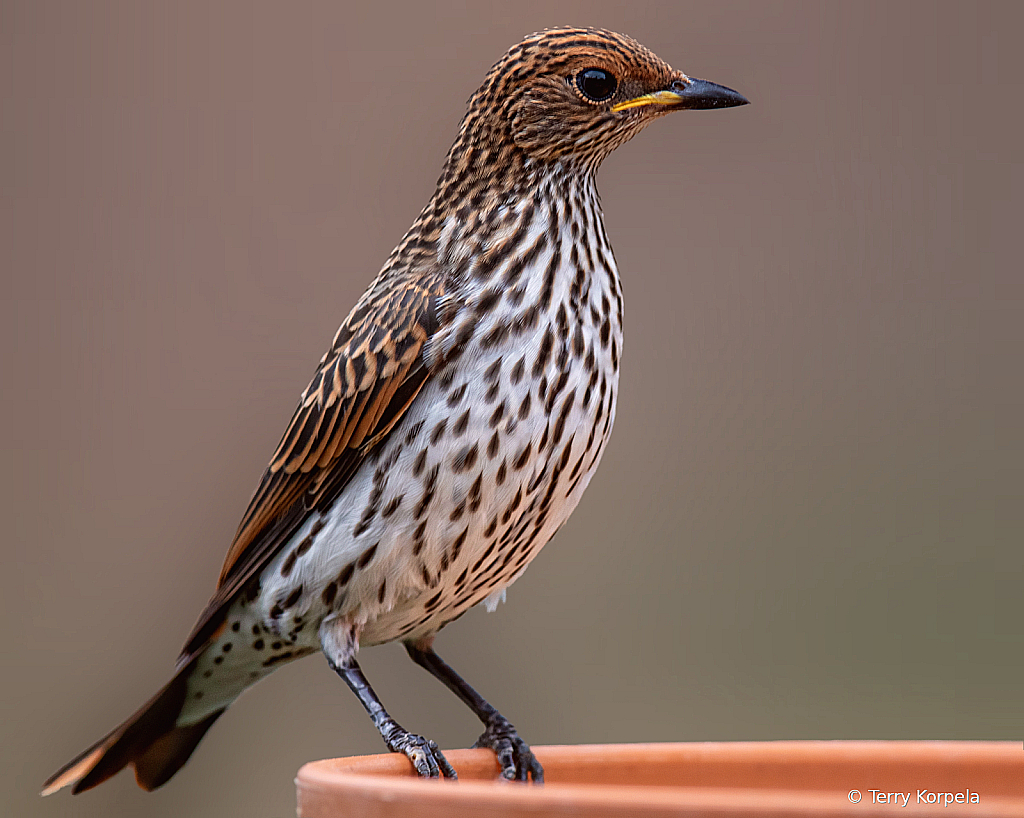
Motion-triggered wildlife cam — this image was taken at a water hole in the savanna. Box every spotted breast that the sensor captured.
[181,165,622,720]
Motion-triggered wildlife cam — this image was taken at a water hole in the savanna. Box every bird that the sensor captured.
[43,26,747,795]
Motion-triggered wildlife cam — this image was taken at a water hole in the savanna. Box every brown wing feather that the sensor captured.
[178,279,440,661]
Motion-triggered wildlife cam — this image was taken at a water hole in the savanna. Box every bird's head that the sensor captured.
[453,27,748,173]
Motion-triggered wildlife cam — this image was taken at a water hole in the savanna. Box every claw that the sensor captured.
[472,717,543,783]
[388,731,458,779]
[430,739,459,779]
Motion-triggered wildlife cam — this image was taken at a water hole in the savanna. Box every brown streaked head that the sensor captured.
[451,27,748,170]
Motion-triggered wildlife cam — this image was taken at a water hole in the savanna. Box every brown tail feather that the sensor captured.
[130,711,223,791]
[42,655,224,795]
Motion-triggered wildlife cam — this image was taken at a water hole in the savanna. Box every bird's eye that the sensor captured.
[576,68,617,102]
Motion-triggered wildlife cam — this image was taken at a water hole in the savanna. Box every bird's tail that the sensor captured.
[41,652,225,795]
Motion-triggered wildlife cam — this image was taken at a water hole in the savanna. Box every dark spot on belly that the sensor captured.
[533,329,554,378]
[438,363,457,390]
[451,526,469,561]
[381,494,404,518]
[468,474,483,511]
[413,448,428,477]
[513,442,532,471]
[481,322,510,350]
[415,465,439,519]
[280,550,298,577]
[556,302,569,339]
[484,358,502,384]
[537,423,549,454]
[452,443,478,473]
[549,391,576,449]
[518,392,531,420]
[413,521,427,555]
[357,543,378,569]
[545,370,569,414]
[501,487,523,524]
[296,523,321,557]
[559,437,575,470]
[282,585,303,609]
[404,419,425,446]
[447,383,467,407]
[510,356,525,385]
[472,541,497,572]
[516,304,540,334]
[572,325,585,358]
[244,578,261,604]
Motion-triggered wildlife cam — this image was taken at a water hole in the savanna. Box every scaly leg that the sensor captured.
[321,619,456,778]
[326,655,457,779]
[405,638,543,783]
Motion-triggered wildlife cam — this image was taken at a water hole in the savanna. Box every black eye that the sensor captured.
[576,68,617,102]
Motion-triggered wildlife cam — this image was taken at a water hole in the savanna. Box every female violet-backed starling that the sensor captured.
[44,27,747,794]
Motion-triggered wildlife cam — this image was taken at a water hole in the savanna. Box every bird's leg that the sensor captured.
[405,638,544,783]
[327,656,457,778]
[321,620,456,779]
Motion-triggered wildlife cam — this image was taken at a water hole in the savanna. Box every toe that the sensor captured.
[475,723,544,784]
[529,754,545,784]
[496,740,517,780]
[515,741,531,781]
[410,744,436,778]
[393,733,455,779]
[429,740,459,780]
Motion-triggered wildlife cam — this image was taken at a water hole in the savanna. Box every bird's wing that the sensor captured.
[179,276,441,660]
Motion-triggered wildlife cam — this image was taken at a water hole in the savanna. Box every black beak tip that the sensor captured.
[672,77,750,109]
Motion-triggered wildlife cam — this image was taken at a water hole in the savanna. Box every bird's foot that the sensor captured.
[384,729,457,779]
[473,716,543,783]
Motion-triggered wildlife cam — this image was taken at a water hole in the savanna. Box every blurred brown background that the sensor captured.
[3,1,1021,816]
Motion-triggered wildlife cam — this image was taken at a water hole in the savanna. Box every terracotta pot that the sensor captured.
[296,741,1024,817]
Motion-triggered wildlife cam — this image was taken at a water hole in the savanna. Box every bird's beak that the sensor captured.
[612,77,749,113]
